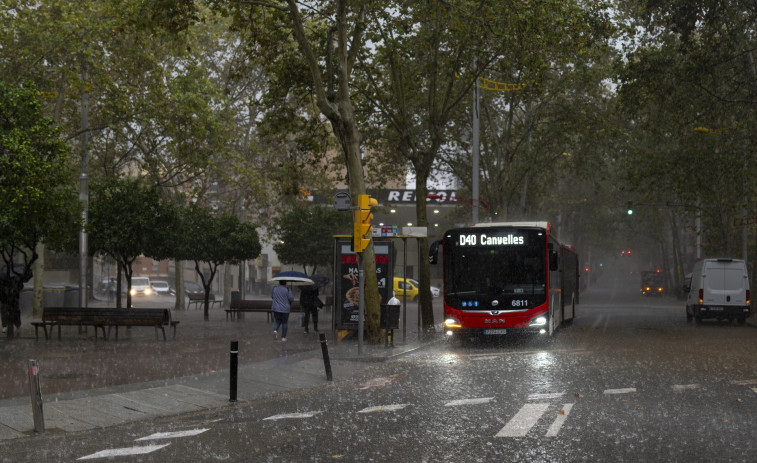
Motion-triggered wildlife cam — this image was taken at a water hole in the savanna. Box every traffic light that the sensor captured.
[626,200,633,215]
[352,194,378,253]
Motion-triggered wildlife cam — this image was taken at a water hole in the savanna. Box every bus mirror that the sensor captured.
[549,250,559,271]
[429,240,440,265]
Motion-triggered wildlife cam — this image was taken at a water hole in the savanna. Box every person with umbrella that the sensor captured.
[271,280,294,341]
[270,271,315,341]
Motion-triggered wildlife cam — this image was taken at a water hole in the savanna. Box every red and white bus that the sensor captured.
[431,222,579,338]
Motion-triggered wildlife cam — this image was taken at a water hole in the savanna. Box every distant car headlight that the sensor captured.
[130,288,136,296]
[144,288,152,296]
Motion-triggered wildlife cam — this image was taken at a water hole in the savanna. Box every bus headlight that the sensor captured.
[529,316,547,326]
[144,288,152,296]
[444,318,462,329]
[130,288,136,296]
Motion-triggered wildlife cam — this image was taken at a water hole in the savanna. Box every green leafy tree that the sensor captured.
[271,202,352,275]
[176,205,262,320]
[616,0,757,279]
[0,81,80,338]
[209,0,384,340]
[354,0,616,331]
[88,177,171,309]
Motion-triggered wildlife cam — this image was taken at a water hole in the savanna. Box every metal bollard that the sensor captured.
[27,359,44,433]
[229,341,238,402]
[319,333,333,381]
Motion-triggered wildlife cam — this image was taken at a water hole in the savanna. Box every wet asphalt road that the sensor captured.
[4,279,757,462]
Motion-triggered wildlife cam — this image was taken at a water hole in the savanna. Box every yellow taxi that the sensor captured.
[393,277,419,301]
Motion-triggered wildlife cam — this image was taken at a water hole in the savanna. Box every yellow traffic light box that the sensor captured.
[352,194,378,253]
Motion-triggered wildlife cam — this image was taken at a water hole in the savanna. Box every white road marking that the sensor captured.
[78,444,170,460]
[444,397,494,407]
[358,376,402,390]
[495,403,549,437]
[263,412,321,421]
[545,403,574,437]
[603,388,637,395]
[357,404,410,413]
[672,384,700,392]
[136,428,209,441]
[528,392,565,400]
[732,379,757,386]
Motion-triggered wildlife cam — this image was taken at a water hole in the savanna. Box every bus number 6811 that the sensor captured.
[511,299,528,307]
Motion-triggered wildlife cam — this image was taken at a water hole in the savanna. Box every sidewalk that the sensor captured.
[0,298,438,440]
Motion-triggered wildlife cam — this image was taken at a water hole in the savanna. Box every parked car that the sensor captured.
[393,277,419,301]
[183,281,204,296]
[130,277,152,296]
[408,278,441,298]
[151,280,171,295]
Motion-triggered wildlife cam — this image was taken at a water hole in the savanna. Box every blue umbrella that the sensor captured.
[270,271,314,286]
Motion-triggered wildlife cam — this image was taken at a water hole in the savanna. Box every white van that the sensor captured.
[130,276,153,296]
[684,258,750,323]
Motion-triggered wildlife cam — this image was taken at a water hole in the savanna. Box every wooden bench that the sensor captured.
[31,307,179,341]
[226,299,302,321]
[187,292,222,310]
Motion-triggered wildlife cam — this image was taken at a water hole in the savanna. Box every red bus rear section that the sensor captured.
[433,222,579,338]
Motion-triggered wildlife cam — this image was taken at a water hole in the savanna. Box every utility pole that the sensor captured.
[471,63,480,224]
[79,63,89,309]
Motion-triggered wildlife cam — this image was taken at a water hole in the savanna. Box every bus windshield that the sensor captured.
[443,228,547,301]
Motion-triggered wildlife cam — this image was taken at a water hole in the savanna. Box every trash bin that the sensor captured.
[380,304,400,348]
[64,285,79,307]
[43,284,65,308]
[380,304,400,330]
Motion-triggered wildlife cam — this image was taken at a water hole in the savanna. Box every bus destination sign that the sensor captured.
[458,233,525,246]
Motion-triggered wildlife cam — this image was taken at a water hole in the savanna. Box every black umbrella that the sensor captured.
[311,275,330,289]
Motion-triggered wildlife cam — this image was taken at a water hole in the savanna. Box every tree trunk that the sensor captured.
[413,180,436,333]
[33,242,44,319]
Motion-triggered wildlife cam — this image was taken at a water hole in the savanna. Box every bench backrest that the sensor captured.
[229,299,271,310]
[42,307,170,325]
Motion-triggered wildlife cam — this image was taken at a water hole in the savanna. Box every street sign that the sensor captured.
[333,192,352,211]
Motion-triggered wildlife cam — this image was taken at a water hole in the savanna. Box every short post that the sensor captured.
[27,359,44,433]
[319,332,333,381]
[229,341,238,402]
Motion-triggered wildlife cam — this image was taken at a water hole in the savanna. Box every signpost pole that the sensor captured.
[357,254,364,355]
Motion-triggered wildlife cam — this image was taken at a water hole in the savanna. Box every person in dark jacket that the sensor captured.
[300,284,320,333]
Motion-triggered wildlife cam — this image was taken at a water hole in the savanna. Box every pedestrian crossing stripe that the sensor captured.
[495,403,574,438]
[496,403,549,437]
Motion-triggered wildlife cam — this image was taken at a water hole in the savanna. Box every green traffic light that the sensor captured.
[627,209,633,215]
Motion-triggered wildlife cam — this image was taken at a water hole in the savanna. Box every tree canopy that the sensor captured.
[271,202,352,275]
[0,80,80,337]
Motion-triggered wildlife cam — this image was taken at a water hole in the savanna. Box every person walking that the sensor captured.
[271,280,293,341]
[300,284,320,333]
